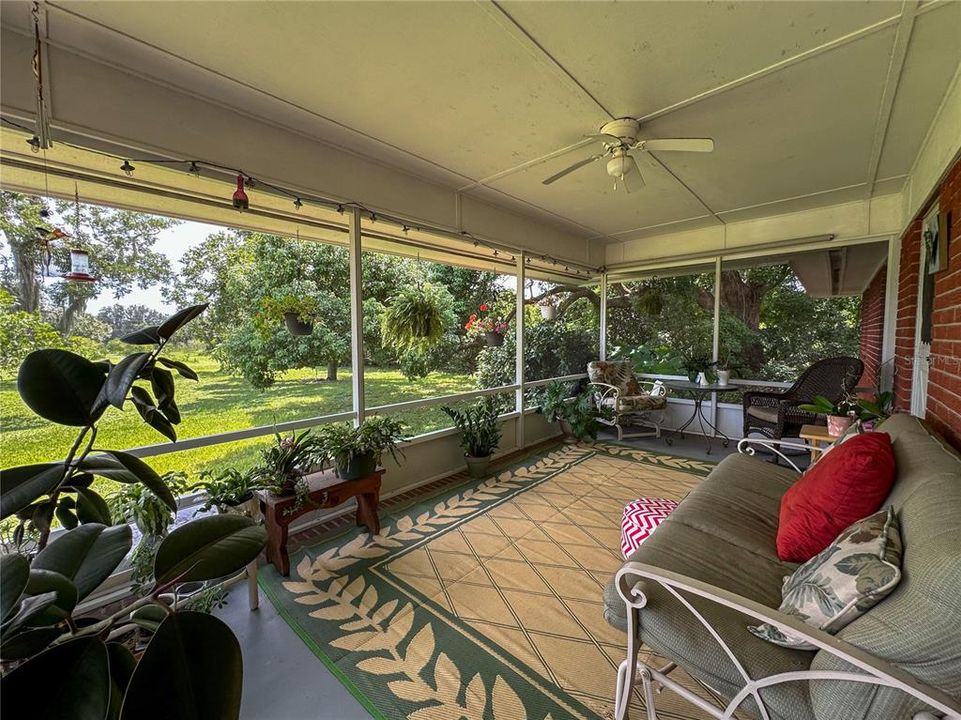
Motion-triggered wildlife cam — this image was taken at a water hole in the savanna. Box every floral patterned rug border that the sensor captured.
[258,441,715,720]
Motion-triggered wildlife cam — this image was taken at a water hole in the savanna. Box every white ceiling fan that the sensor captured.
[542,118,714,193]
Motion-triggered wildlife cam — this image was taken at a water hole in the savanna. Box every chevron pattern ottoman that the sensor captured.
[620,497,679,559]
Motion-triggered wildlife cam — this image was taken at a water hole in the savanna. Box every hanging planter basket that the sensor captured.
[539,305,558,320]
[284,312,313,336]
[485,331,504,347]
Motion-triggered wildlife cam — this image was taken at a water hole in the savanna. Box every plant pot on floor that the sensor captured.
[559,419,575,440]
[484,331,504,347]
[827,414,853,437]
[464,454,492,478]
[284,312,313,336]
[539,305,558,320]
[337,450,377,481]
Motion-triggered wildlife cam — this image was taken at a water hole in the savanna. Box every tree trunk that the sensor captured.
[326,361,338,381]
[58,296,88,336]
[11,242,41,312]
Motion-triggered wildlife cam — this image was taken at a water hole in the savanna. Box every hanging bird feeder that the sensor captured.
[62,248,96,283]
[232,174,249,211]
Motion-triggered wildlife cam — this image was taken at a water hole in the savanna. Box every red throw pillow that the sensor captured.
[776,432,896,562]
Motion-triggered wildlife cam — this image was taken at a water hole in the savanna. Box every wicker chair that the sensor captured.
[742,356,864,442]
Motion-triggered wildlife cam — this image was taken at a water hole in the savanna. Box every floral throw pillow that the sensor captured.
[750,506,902,650]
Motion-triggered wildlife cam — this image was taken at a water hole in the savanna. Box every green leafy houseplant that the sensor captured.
[317,416,407,480]
[256,430,325,495]
[380,283,455,352]
[108,471,190,596]
[0,303,267,718]
[537,382,605,442]
[797,394,862,418]
[189,468,267,514]
[260,294,318,336]
[442,398,502,478]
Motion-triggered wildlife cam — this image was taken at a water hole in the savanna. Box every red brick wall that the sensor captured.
[926,160,961,447]
[858,265,886,388]
[891,157,961,450]
[893,219,922,411]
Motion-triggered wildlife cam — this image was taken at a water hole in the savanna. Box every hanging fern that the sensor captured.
[381,282,456,352]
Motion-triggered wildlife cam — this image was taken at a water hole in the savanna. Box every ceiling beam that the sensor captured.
[864,1,920,198]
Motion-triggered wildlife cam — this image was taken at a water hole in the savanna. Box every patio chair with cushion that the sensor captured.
[587,360,669,441]
[742,356,864,442]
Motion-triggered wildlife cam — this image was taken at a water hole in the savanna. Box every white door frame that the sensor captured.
[911,205,938,417]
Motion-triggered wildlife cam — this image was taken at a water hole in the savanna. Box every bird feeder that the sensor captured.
[62,248,96,283]
[232,174,249,211]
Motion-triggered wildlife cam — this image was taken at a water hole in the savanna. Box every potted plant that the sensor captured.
[257,429,325,495]
[537,381,603,441]
[190,467,266,517]
[464,303,509,347]
[317,416,407,480]
[442,397,502,478]
[537,296,559,320]
[260,294,318,336]
[857,390,893,431]
[109,471,190,596]
[537,380,576,438]
[381,283,455,352]
[711,353,737,387]
[797,394,862,436]
[681,353,711,384]
[0,304,267,716]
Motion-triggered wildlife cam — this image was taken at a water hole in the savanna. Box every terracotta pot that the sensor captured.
[827,414,853,437]
[337,451,377,481]
[284,312,313,336]
[464,454,492,478]
[539,305,558,320]
[484,331,504,347]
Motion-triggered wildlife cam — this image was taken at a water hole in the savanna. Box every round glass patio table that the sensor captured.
[662,381,742,455]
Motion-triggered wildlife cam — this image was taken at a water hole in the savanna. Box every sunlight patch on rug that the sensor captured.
[261,442,724,720]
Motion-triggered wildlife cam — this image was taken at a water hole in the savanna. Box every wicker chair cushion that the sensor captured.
[599,394,668,413]
[587,360,642,395]
[746,405,780,424]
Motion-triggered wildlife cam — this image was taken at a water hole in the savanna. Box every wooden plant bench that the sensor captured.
[257,467,383,576]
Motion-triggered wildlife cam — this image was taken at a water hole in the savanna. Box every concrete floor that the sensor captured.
[216,426,807,719]
[217,582,372,720]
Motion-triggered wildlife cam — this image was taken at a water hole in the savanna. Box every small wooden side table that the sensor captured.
[799,424,834,465]
[257,468,383,576]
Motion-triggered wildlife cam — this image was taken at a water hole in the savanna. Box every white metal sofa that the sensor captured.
[603,414,961,720]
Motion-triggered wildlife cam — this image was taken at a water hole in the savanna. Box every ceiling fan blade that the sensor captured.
[621,155,644,194]
[641,138,715,153]
[542,154,604,185]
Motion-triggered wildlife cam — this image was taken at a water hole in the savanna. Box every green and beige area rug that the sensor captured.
[260,442,726,720]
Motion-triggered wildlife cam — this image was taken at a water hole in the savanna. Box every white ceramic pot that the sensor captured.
[696,371,709,386]
[716,369,731,386]
[539,305,558,320]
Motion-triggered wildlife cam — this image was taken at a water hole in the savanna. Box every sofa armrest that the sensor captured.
[615,562,961,720]
[737,438,824,473]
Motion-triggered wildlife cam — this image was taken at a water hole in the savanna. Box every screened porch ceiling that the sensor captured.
[0,1,959,290]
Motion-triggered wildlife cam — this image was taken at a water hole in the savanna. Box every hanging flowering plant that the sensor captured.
[464,302,508,338]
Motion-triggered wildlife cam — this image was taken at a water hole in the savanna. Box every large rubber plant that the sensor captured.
[380,282,455,353]
[0,303,267,720]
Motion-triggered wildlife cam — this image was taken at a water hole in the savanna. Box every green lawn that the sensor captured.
[1,353,475,497]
